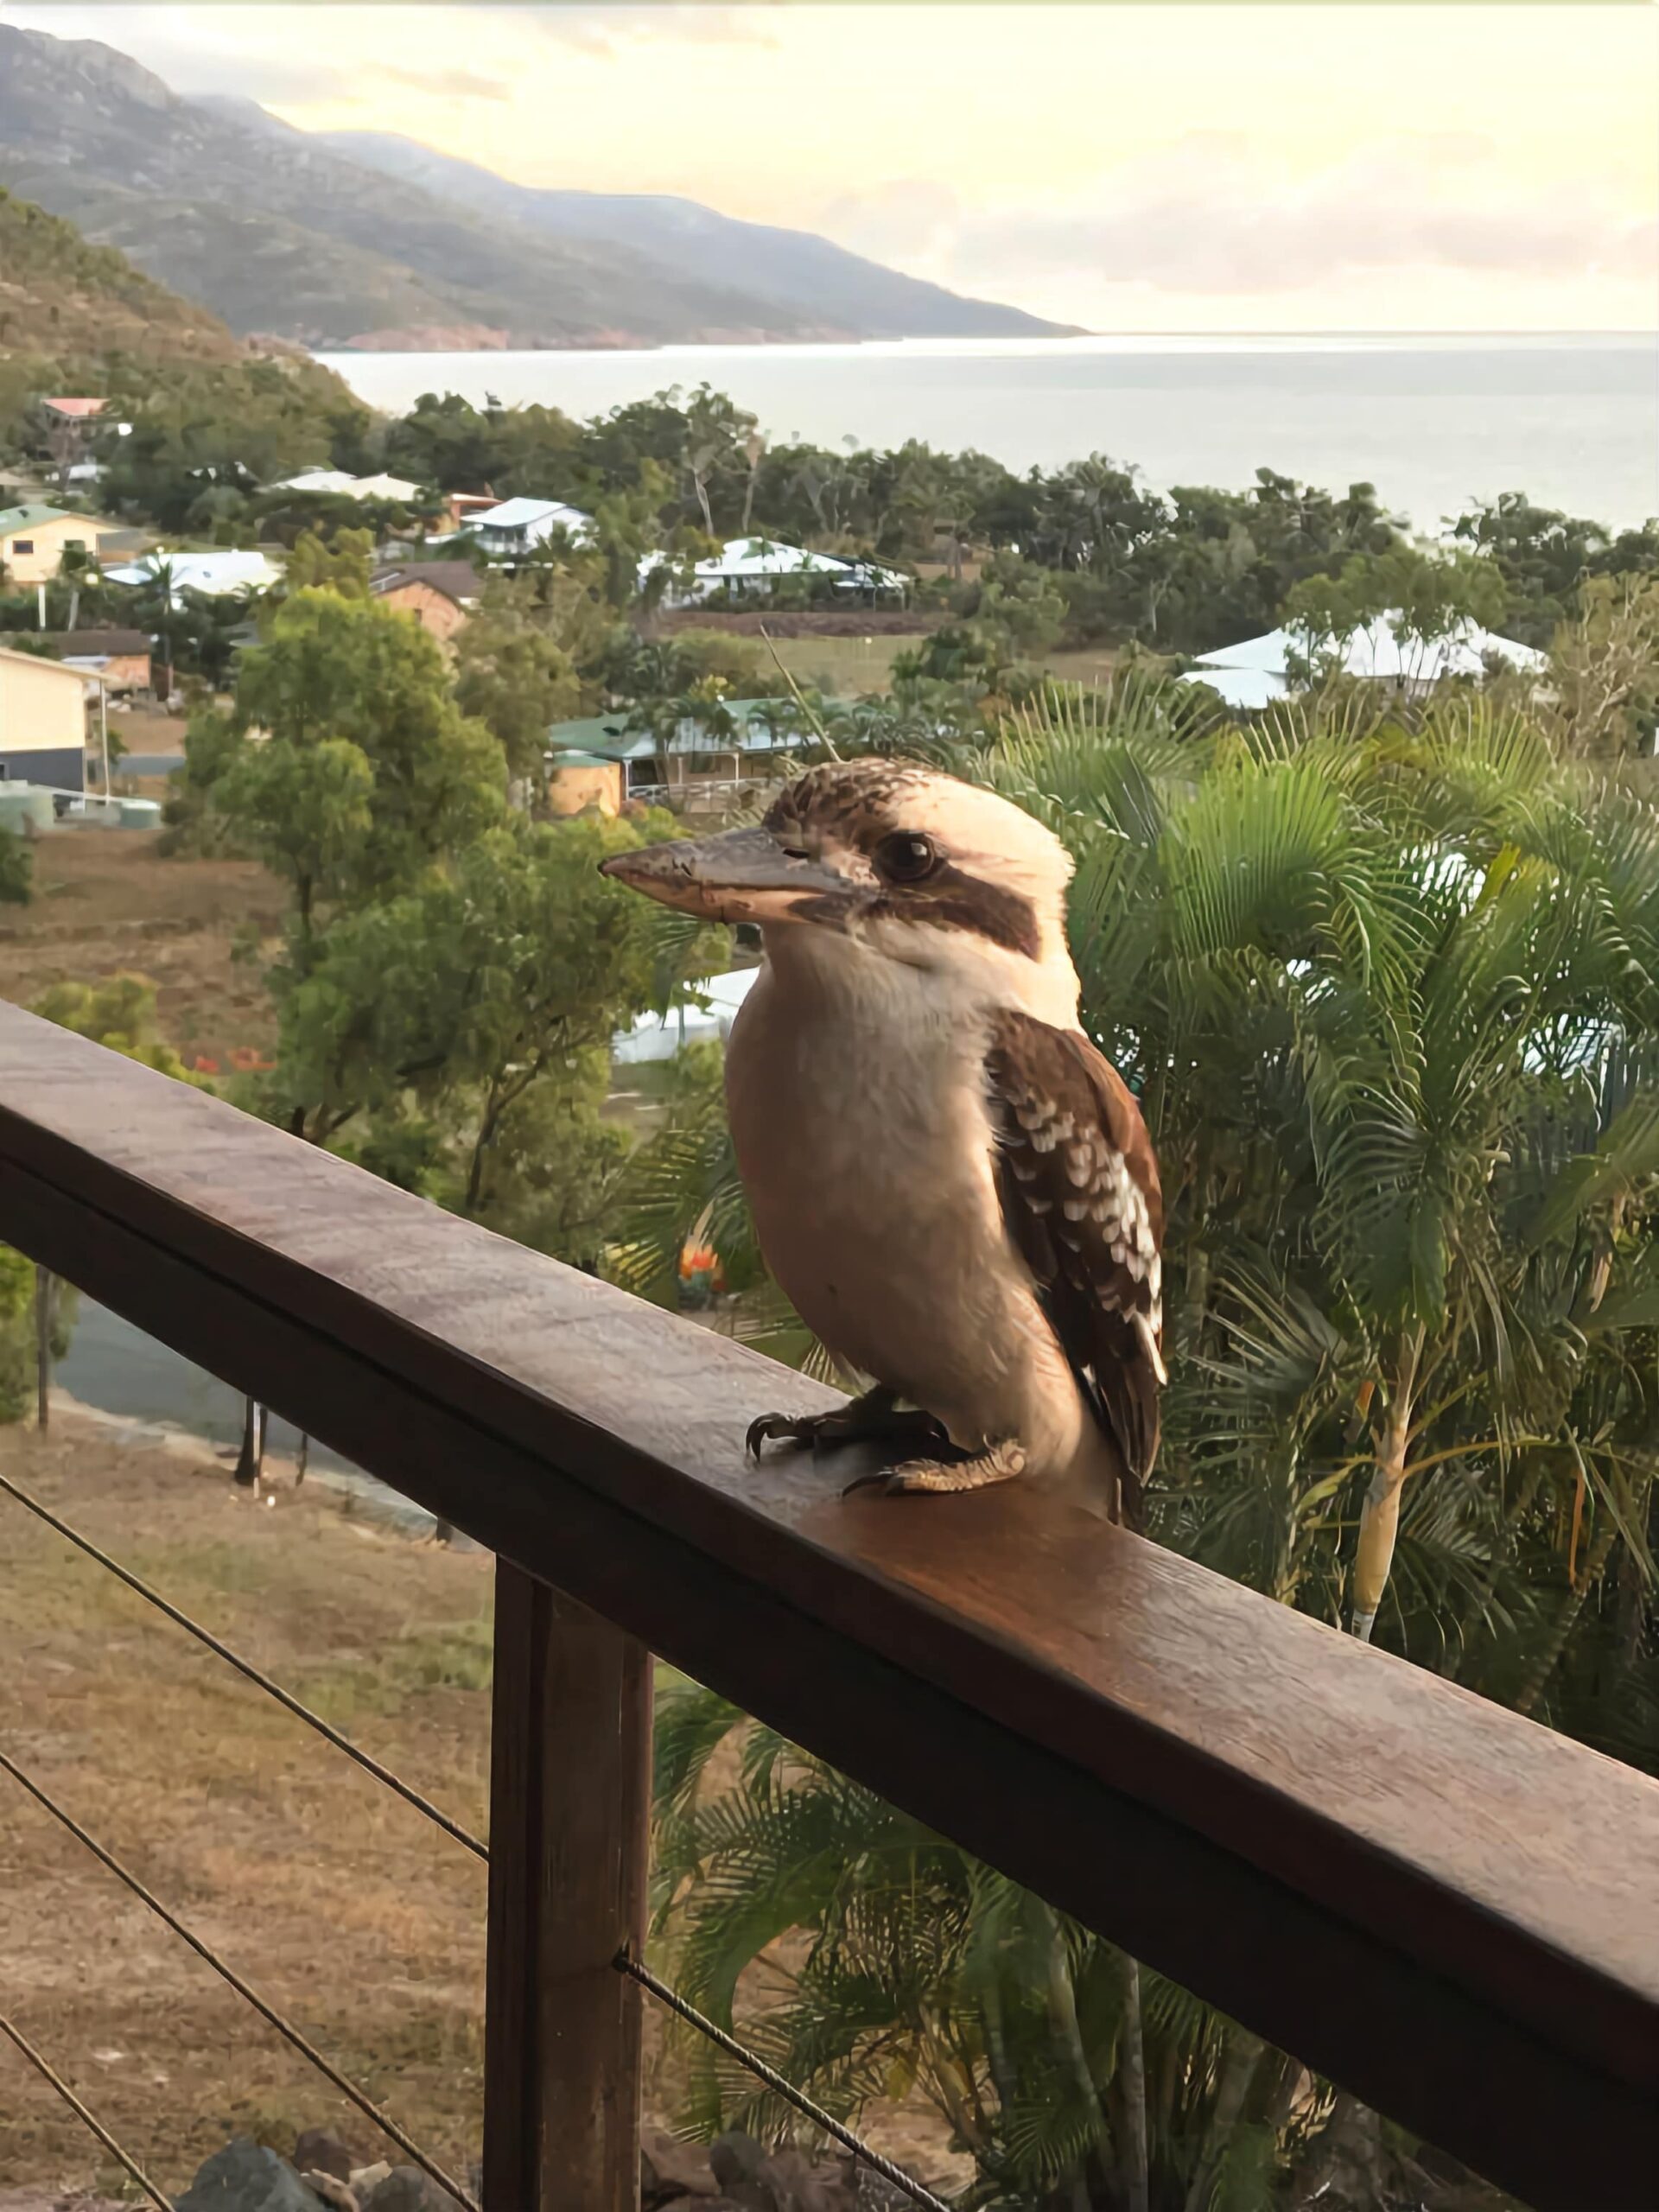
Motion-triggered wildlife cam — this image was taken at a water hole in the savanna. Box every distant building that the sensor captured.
[44,629,153,694]
[0,644,96,791]
[267,468,427,503]
[370,560,483,645]
[0,505,126,587]
[441,491,498,531]
[546,699,804,810]
[1181,616,1548,710]
[471,497,592,561]
[646,536,907,606]
[37,397,128,475]
[103,549,283,598]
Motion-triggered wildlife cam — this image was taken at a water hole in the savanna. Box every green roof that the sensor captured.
[0,504,75,533]
[550,749,621,770]
[546,699,801,765]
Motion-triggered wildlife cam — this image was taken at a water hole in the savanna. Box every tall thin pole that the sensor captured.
[99,683,111,801]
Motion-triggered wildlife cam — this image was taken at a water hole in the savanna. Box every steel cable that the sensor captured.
[0,2009,173,2212]
[0,1469,487,1860]
[615,1949,956,2212]
[0,1749,480,2212]
[3,1475,952,2205]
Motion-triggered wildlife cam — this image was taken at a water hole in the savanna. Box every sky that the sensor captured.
[6,3,1657,332]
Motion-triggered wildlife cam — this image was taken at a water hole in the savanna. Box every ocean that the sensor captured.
[316,334,1659,535]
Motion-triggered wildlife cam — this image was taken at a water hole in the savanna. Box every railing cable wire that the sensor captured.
[0,1470,486,1860]
[614,1949,955,2212]
[0,1749,480,2212]
[0,2009,173,2212]
[4,1478,950,2206]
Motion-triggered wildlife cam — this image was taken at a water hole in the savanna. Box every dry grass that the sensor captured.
[0,1414,493,2198]
[0,833,285,1069]
[0,1414,969,2204]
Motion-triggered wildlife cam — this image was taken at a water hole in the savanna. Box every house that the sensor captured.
[43,630,152,694]
[0,645,96,791]
[442,491,498,531]
[471,497,592,561]
[1181,615,1547,711]
[370,561,483,645]
[37,397,128,474]
[543,747,626,817]
[103,549,283,598]
[269,468,359,496]
[613,967,760,1065]
[0,505,126,587]
[545,699,804,811]
[267,468,427,504]
[646,537,907,606]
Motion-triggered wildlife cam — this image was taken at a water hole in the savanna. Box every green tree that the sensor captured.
[267,812,718,1214]
[226,588,506,919]
[1282,543,1508,685]
[30,974,210,1083]
[284,524,374,599]
[453,579,583,791]
[1540,574,1659,758]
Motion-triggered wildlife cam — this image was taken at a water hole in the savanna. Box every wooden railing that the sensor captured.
[2,998,1656,2212]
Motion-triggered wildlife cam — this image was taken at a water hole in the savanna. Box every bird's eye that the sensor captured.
[875,831,940,885]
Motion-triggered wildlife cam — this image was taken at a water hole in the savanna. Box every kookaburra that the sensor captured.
[601,760,1164,1525]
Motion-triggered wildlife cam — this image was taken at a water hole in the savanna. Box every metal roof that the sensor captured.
[546,699,798,763]
[0,504,76,533]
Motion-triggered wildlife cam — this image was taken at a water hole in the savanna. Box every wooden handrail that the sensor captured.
[2,1001,1656,2209]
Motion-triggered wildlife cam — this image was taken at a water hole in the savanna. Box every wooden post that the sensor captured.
[33,1265,53,1430]
[483,1560,652,2212]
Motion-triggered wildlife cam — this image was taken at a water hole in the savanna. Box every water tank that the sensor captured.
[0,784,55,836]
[118,798,163,830]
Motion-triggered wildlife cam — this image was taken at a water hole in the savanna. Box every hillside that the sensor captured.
[0,24,1068,351]
[0,188,243,365]
[315,130,1074,343]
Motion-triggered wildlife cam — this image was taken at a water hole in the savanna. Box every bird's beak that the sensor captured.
[600,827,855,928]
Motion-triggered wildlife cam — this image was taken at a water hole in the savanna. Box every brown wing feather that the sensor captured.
[986,1010,1164,1529]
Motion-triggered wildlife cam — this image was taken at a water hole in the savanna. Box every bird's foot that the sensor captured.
[747,1387,950,1461]
[843,1437,1028,1498]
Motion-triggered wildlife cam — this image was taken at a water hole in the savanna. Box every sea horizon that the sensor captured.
[318,332,1659,534]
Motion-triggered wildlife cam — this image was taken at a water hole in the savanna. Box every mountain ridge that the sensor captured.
[0,25,1071,351]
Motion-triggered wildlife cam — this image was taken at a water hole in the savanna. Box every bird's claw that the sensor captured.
[746,1411,820,1459]
[841,1466,909,1498]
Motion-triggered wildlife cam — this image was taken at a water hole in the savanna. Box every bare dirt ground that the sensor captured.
[0,833,284,1070]
[0,1414,969,2203]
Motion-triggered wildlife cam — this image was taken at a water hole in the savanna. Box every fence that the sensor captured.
[1,998,1656,2210]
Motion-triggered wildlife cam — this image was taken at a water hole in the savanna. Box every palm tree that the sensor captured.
[621,677,1659,2202]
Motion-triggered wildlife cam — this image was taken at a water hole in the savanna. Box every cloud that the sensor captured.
[486,4,778,56]
[835,137,1657,301]
[376,63,512,102]
[812,180,962,264]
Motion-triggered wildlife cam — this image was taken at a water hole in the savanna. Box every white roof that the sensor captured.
[1194,615,1546,685]
[1179,665,1288,711]
[268,469,423,501]
[347,472,424,502]
[474,497,592,537]
[105,549,282,596]
[270,469,357,494]
[697,537,849,581]
[613,968,760,1066]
